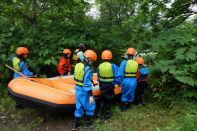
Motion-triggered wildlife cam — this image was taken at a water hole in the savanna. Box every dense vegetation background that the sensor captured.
[0,0,197,130]
[1,0,196,99]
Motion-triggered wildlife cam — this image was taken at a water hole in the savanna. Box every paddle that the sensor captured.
[1,63,36,81]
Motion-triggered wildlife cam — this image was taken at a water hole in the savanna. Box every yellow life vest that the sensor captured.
[124,59,138,77]
[74,62,91,86]
[74,63,84,86]
[99,62,114,82]
[12,57,20,71]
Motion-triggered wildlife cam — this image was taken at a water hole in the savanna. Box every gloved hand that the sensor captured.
[115,84,121,88]
[89,96,94,104]
[33,74,38,77]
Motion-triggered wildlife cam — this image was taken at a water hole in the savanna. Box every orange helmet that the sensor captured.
[126,48,136,55]
[101,50,112,60]
[136,57,144,64]
[16,47,29,55]
[63,49,71,54]
[84,50,97,61]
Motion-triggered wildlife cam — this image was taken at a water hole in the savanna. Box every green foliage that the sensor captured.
[0,0,90,79]
[147,22,197,99]
[0,0,196,100]
[0,1,197,130]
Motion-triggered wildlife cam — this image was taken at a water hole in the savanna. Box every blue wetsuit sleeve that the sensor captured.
[119,60,126,83]
[112,64,121,85]
[19,61,33,76]
[83,66,93,92]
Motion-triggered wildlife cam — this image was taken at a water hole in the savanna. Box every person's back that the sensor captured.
[97,50,121,119]
[139,64,149,81]
[134,57,149,106]
[57,49,72,75]
[119,48,138,112]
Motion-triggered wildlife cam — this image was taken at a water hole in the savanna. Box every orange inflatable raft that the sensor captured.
[8,74,121,111]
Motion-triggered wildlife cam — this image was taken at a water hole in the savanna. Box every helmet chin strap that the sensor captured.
[83,57,89,65]
[84,57,93,65]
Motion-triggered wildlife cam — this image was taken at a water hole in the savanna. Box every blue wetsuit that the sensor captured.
[119,60,137,103]
[74,65,95,117]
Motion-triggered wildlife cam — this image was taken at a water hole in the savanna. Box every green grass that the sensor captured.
[164,100,197,131]
[0,95,44,131]
[95,104,177,131]
[0,95,197,131]
[95,100,197,131]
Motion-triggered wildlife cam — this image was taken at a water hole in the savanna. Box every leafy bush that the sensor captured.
[147,22,197,99]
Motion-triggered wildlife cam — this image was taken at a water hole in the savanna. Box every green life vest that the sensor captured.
[74,62,91,86]
[99,62,114,82]
[124,59,138,77]
[13,57,20,71]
